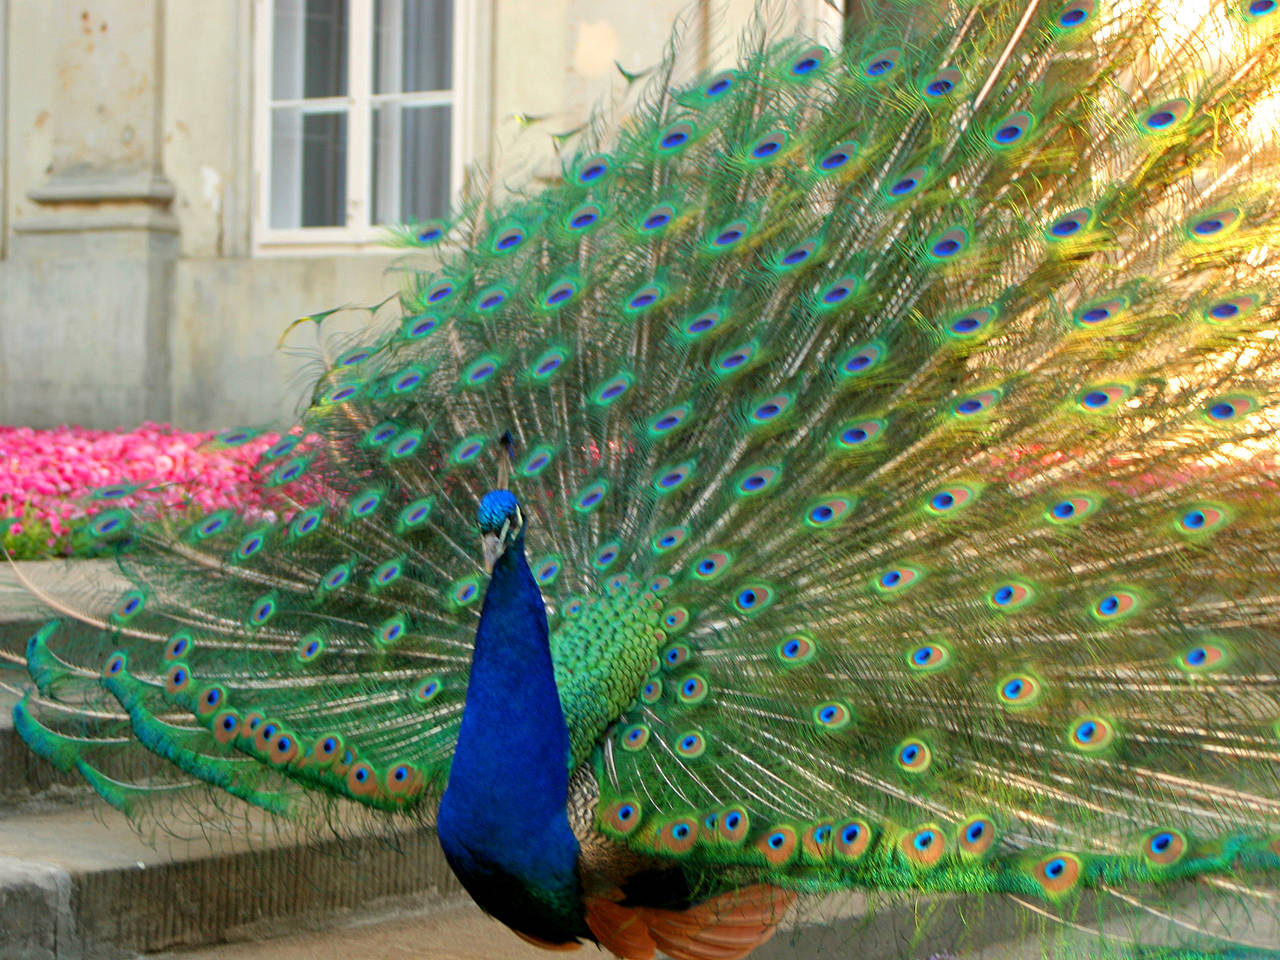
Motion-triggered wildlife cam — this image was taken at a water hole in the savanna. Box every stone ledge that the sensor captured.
[12,206,180,235]
[0,803,462,959]
[28,174,176,207]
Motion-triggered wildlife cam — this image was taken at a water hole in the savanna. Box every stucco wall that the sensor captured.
[0,0,836,431]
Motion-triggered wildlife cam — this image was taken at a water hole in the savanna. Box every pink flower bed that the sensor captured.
[1,423,284,556]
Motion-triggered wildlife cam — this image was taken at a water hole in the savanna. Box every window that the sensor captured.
[254,0,484,249]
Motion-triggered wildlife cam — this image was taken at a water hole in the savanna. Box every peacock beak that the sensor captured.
[482,519,512,573]
[482,532,502,574]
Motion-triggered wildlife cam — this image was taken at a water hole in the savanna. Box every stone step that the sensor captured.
[145,895,1045,960]
[0,559,142,810]
[0,798,461,960]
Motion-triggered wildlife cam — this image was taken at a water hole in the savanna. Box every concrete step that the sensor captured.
[0,559,140,810]
[0,558,130,627]
[145,896,1046,960]
[0,799,462,959]
[144,901,550,960]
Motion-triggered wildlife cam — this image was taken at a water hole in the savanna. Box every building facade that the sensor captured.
[0,0,840,430]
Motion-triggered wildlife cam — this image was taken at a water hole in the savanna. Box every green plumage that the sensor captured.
[13,0,1280,955]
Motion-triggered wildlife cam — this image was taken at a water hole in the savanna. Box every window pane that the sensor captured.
[271,108,348,228]
[374,0,453,94]
[372,103,451,224]
[273,0,349,100]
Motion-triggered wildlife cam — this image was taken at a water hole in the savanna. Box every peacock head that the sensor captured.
[478,489,524,573]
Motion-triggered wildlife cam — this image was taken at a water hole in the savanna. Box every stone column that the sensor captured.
[1,1,177,429]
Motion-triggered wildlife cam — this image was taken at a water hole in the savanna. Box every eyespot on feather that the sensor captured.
[996,673,1043,708]
[111,590,146,623]
[926,485,975,515]
[804,495,855,529]
[270,731,300,766]
[802,823,834,860]
[946,305,997,338]
[656,818,699,855]
[490,224,526,254]
[1045,207,1093,242]
[896,738,932,773]
[1034,853,1083,894]
[1091,589,1140,621]
[902,826,945,866]
[653,460,695,494]
[313,734,344,765]
[639,203,677,234]
[603,799,644,836]
[777,633,816,665]
[692,551,731,581]
[166,662,192,696]
[674,731,706,758]
[1204,293,1260,323]
[164,631,194,661]
[386,763,418,795]
[952,388,1001,417]
[1139,98,1190,134]
[588,371,634,407]
[1176,503,1229,536]
[816,276,860,310]
[1203,394,1258,423]
[884,165,929,201]
[747,130,787,162]
[576,153,611,184]
[702,70,737,98]
[756,826,798,864]
[813,701,853,730]
[834,820,873,860]
[414,677,443,703]
[1176,640,1230,673]
[861,47,902,79]
[906,642,950,673]
[920,68,961,98]
[874,566,921,596]
[838,340,887,378]
[1076,383,1132,412]
[677,674,709,706]
[988,111,1035,148]
[718,807,750,844]
[988,581,1035,611]
[1069,716,1116,752]
[733,583,775,616]
[621,724,651,751]
[959,817,996,856]
[1142,829,1186,866]
[833,418,885,451]
[1074,297,1128,327]
[347,762,379,797]
[1186,208,1241,241]
[212,710,240,745]
[734,465,781,496]
[252,720,279,755]
[662,608,690,633]
[657,121,695,153]
[195,685,225,719]
[787,46,827,78]
[815,139,859,173]
[1046,493,1100,524]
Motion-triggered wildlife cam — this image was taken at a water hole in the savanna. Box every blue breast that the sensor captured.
[437,532,587,943]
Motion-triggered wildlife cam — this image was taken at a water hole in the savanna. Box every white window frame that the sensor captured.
[251,0,491,254]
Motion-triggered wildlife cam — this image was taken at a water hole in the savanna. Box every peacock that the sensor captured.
[11,0,1280,957]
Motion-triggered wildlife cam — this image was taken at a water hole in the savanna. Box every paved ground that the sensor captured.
[146,901,550,960]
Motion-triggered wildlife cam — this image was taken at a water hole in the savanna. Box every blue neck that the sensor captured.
[436,531,585,942]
